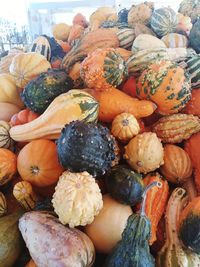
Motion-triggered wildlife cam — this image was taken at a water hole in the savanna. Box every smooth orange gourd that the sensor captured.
[0,148,17,185]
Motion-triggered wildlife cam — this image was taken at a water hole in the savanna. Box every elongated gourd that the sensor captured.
[9,90,99,142]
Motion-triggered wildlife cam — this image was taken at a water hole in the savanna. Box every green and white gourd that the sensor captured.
[117,28,135,49]
[185,55,200,88]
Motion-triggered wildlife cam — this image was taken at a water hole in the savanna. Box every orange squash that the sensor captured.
[0,148,17,185]
[9,52,51,88]
[10,109,39,126]
[85,88,156,122]
[115,48,132,61]
[68,24,85,45]
[184,89,200,117]
[121,76,137,97]
[17,139,64,187]
[160,144,192,184]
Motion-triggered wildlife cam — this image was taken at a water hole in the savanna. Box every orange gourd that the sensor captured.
[17,139,64,187]
[68,24,85,45]
[85,88,156,122]
[184,89,200,117]
[115,48,132,61]
[142,173,169,245]
[26,259,37,267]
[10,109,39,126]
[73,13,88,28]
[160,144,193,184]
[0,148,17,185]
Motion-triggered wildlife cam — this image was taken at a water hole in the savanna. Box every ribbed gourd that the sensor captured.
[104,181,160,267]
[161,33,188,48]
[185,55,200,88]
[150,7,178,37]
[0,192,7,217]
[80,48,128,91]
[116,28,135,49]
[157,187,200,267]
[153,113,200,143]
[179,0,200,23]
[21,69,73,114]
[13,181,39,211]
[137,60,191,115]
[0,121,14,150]
[56,121,119,177]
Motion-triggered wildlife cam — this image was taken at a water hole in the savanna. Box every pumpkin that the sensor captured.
[13,181,39,211]
[85,194,133,254]
[189,18,200,53]
[136,60,191,115]
[161,33,188,48]
[9,90,99,142]
[61,28,119,71]
[116,28,135,49]
[68,24,85,45]
[81,48,127,91]
[52,170,103,227]
[141,173,169,245]
[9,52,51,88]
[10,108,39,126]
[150,7,178,37]
[153,113,200,143]
[105,165,144,206]
[0,211,24,267]
[160,144,192,184]
[17,139,64,187]
[124,132,164,174]
[176,13,193,33]
[21,69,73,114]
[30,35,51,61]
[179,196,200,254]
[0,148,17,185]
[68,62,84,88]
[111,113,140,142]
[179,0,200,23]
[0,103,21,122]
[26,259,37,267]
[105,182,160,267]
[128,2,153,26]
[52,23,71,41]
[184,88,200,116]
[85,88,156,122]
[0,50,23,74]
[56,121,119,177]
[185,55,200,88]
[0,192,7,217]
[0,121,14,149]
[0,73,23,108]
[157,188,200,267]
[132,34,167,52]
[73,13,88,28]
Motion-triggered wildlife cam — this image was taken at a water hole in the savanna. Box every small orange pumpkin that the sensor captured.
[111,112,140,142]
[160,144,192,184]
[0,148,17,185]
[10,108,39,126]
[17,139,64,187]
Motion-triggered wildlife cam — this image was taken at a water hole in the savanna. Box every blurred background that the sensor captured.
[0,0,182,52]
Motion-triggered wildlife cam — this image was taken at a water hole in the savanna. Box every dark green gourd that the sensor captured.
[105,165,144,206]
[118,8,129,23]
[21,69,73,114]
[104,182,160,267]
[56,121,119,177]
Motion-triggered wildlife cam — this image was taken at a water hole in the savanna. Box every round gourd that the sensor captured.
[0,103,21,122]
[185,55,200,88]
[0,148,17,185]
[176,13,192,33]
[0,73,23,108]
[0,121,14,149]
[150,7,178,37]
[52,23,71,41]
[84,194,132,254]
[136,60,191,115]
[189,19,200,53]
[116,28,135,49]
[17,139,63,187]
[9,52,51,88]
[124,132,164,174]
[81,48,128,91]
[30,35,51,61]
[128,2,153,26]
[52,170,103,227]
[10,108,39,127]
[111,112,140,142]
[161,33,188,48]
[0,192,7,217]
[132,34,166,52]
[160,144,192,184]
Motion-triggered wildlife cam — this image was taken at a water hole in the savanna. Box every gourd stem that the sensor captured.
[140,181,162,216]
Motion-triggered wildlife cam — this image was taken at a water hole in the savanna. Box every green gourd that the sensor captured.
[104,181,160,267]
[0,211,24,267]
[157,187,200,267]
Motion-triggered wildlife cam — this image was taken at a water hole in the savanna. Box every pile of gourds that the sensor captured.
[0,0,200,266]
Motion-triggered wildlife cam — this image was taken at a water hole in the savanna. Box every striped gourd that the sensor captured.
[153,114,200,143]
[117,28,135,49]
[185,55,200,88]
[13,181,38,211]
[0,121,14,149]
[31,35,51,61]
[127,48,170,74]
[0,192,7,217]
[161,33,188,48]
[150,7,178,37]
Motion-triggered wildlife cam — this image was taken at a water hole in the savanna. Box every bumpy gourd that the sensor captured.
[157,187,200,267]
[179,0,200,23]
[57,120,119,177]
[185,54,200,88]
[52,170,103,227]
